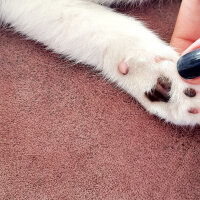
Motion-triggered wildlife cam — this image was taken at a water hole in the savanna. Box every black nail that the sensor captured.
[177,48,200,79]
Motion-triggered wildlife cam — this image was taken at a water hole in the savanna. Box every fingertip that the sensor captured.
[181,76,200,85]
[181,38,200,56]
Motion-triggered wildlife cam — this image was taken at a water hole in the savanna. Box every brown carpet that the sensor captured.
[0,1,200,200]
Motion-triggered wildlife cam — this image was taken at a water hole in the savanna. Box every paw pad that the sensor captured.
[188,108,199,114]
[184,88,196,97]
[145,76,171,102]
[154,56,166,63]
[118,61,129,75]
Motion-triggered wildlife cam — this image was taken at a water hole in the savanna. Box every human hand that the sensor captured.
[171,0,200,84]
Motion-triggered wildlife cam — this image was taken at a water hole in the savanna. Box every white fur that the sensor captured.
[1,0,200,126]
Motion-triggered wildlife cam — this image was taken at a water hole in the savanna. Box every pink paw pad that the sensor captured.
[154,56,173,63]
[154,56,166,63]
[118,61,129,75]
[188,108,199,114]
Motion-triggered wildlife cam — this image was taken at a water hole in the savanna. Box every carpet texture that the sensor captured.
[0,1,200,200]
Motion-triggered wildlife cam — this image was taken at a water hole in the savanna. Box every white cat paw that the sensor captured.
[117,47,200,126]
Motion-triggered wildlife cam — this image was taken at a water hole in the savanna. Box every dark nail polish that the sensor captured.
[177,48,200,79]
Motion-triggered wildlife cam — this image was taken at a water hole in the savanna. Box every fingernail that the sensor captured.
[177,48,200,79]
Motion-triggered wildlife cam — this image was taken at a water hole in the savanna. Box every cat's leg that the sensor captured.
[1,0,200,125]
[86,0,147,6]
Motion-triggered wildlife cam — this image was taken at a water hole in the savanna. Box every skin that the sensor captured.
[170,0,200,84]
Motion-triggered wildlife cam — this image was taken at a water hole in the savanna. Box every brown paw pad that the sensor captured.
[145,76,172,102]
[184,88,196,97]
